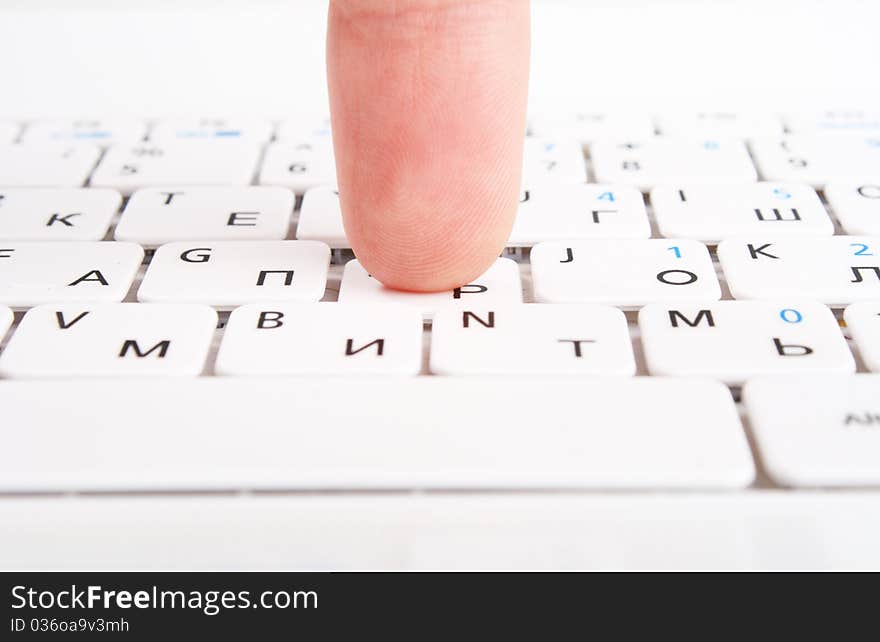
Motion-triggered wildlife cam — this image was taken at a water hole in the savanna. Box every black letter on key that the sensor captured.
[161,192,183,205]
[227,212,259,226]
[748,243,779,260]
[181,248,212,263]
[46,213,81,227]
[858,185,880,199]
[257,270,295,286]
[754,208,801,222]
[453,284,487,299]
[657,270,698,285]
[851,266,880,283]
[668,309,715,328]
[257,311,285,329]
[68,270,108,286]
[560,247,574,263]
[773,338,813,357]
[520,191,530,203]
[56,310,90,329]
[0,249,14,259]
[591,210,617,224]
[462,311,495,328]
[119,339,171,358]
[346,338,384,356]
[558,339,596,357]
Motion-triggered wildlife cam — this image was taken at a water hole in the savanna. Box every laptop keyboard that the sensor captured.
[1,112,879,493]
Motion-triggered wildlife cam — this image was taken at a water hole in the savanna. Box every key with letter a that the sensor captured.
[639,301,854,385]
[215,303,423,376]
[591,138,758,191]
[717,237,880,306]
[0,144,101,187]
[0,303,216,378]
[338,258,522,319]
[531,239,720,308]
[750,135,880,188]
[89,141,262,195]
[430,304,635,376]
[651,183,832,243]
[844,302,880,373]
[824,183,880,235]
[137,241,330,309]
[0,242,143,309]
[0,188,121,241]
[114,187,294,247]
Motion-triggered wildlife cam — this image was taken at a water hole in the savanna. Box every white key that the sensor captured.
[591,138,758,191]
[509,184,650,246]
[651,183,833,243]
[23,118,147,145]
[138,241,329,308]
[825,183,880,235]
[89,141,261,195]
[297,186,347,247]
[744,374,880,487]
[149,118,273,143]
[258,140,337,192]
[531,240,720,308]
[750,135,880,188]
[216,303,422,376]
[0,377,754,491]
[717,237,880,306]
[338,258,522,319]
[655,112,784,139]
[0,303,216,378]
[430,304,635,376]
[0,188,121,241]
[115,187,294,247]
[275,116,332,142]
[844,302,880,372]
[528,112,655,146]
[521,138,586,187]
[0,304,11,341]
[1,121,20,144]
[639,301,854,385]
[0,242,143,309]
[0,144,101,188]
[786,111,880,134]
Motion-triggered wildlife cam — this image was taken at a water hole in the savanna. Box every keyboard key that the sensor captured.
[215,303,422,376]
[149,118,273,143]
[1,121,20,144]
[785,111,880,134]
[750,135,880,188]
[521,138,586,187]
[115,186,294,247]
[717,237,880,306]
[744,374,880,487]
[0,305,11,341]
[531,239,720,308]
[0,376,754,490]
[528,112,655,145]
[0,303,216,378]
[0,188,121,241]
[591,138,757,191]
[297,186,347,247]
[338,258,522,319]
[0,144,101,188]
[275,116,332,142]
[825,183,880,235]
[258,140,337,192]
[430,304,635,376]
[138,241,329,308]
[655,112,783,139]
[0,242,143,309]
[23,118,147,145]
[639,301,854,385]
[844,302,880,372]
[89,141,261,195]
[651,183,833,243]
[510,185,650,246]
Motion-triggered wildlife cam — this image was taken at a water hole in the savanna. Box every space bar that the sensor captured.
[0,377,755,492]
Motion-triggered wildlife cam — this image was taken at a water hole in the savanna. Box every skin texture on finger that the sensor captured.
[327,0,530,292]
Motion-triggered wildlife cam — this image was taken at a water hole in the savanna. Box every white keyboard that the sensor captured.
[2,112,880,568]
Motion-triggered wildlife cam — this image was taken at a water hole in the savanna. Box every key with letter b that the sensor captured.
[531,239,720,308]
